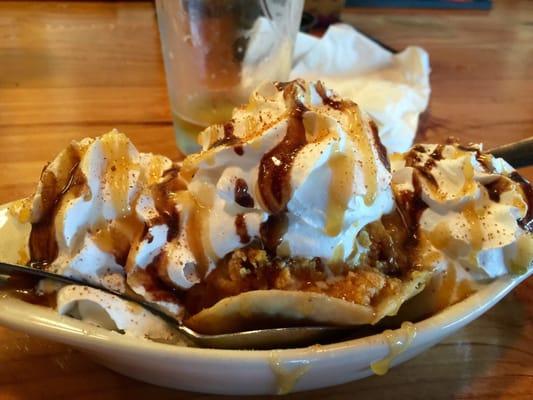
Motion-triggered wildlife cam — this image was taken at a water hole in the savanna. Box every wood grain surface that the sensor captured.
[0,0,532,398]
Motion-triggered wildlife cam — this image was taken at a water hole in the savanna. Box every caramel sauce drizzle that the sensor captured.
[130,251,181,304]
[315,81,344,110]
[315,80,379,206]
[404,144,444,190]
[273,81,292,92]
[185,198,212,279]
[461,159,476,196]
[347,108,378,206]
[484,177,509,203]
[101,134,138,216]
[454,141,495,173]
[370,321,417,376]
[93,213,146,268]
[463,203,483,253]
[325,151,354,237]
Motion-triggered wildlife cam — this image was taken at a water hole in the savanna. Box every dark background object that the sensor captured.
[300,11,317,32]
[345,0,492,10]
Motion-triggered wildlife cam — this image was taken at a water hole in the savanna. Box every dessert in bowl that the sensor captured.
[0,80,531,394]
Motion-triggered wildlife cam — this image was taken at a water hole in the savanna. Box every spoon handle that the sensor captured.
[0,261,180,325]
[489,137,533,169]
[0,261,88,287]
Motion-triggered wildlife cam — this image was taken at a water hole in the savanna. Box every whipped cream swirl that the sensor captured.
[27,131,185,312]
[182,80,394,271]
[391,143,533,278]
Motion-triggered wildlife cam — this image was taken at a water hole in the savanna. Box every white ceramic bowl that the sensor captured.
[0,202,530,395]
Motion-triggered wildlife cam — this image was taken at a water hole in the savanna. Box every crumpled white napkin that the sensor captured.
[290,24,431,154]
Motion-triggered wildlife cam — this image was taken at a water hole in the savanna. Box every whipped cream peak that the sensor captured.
[182,80,394,266]
[392,142,533,278]
[28,130,178,293]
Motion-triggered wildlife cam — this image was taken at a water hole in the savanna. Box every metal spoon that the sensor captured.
[0,261,349,349]
[488,136,533,169]
[0,139,531,350]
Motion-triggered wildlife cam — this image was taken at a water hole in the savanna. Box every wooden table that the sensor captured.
[0,1,532,398]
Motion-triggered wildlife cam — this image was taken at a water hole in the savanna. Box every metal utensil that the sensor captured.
[488,136,533,169]
[0,138,531,350]
[0,261,350,349]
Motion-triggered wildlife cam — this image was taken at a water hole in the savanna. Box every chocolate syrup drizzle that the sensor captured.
[394,171,427,245]
[258,82,309,254]
[29,145,86,267]
[400,142,533,243]
[235,214,251,244]
[140,251,182,303]
[234,178,254,208]
[453,140,532,231]
[151,167,184,241]
[369,120,390,172]
[209,122,240,149]
[404,144,444,188]
[315,81,345,111]
[508,172,533,232]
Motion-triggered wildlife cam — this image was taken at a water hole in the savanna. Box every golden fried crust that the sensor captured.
[183,213,437,333]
